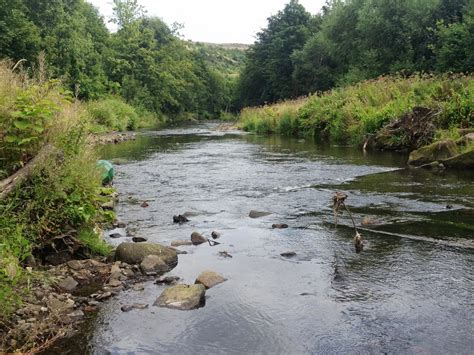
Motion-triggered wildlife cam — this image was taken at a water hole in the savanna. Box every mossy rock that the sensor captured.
[115,243,178,267]
[408,140,459,166]
[442,149,474,169]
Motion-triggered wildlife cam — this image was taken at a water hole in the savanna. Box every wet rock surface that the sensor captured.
[171,239,193,247]
[140,255,170,275]
[249,210,272,218]
[195,271,227,289]
[173,215,189,224]
[190,232,207,245]
[115,242,178,266]
[121,304,149,312]
[408,139,459,166]
[154,284,206,310]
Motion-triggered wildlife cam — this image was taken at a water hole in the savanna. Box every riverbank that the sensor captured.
[0,61,123,349]
[239,74,474,163]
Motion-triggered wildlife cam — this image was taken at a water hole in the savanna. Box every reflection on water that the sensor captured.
[57,123,472,354]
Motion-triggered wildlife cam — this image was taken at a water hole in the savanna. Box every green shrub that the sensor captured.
[86,97,140,131]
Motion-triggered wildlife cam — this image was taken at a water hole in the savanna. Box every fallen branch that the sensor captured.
[332,191,364,253]
[0,144,60,200]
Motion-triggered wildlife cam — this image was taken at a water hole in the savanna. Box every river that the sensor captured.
[61,123,474,354]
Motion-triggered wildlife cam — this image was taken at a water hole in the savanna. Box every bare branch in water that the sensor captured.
[332,191,364,253]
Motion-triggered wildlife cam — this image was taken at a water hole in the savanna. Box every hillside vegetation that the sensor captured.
[189,42,247,77]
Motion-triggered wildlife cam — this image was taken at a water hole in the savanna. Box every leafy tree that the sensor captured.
[434,2,474,73]
[0,0,40,62]
[237,0,313,107]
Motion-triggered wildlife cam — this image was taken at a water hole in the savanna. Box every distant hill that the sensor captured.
[195,42,251,51]
[187,41,249,77]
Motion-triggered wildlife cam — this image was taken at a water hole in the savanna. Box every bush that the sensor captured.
[86,97,140,132]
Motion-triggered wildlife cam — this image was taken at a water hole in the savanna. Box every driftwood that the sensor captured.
[0,144,59,199]
[332,191,364,253]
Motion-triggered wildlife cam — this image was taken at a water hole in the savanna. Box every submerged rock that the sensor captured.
[156,276,180,285]
[173,215,189,224]
[408,139,459,166]
[115,242,178,267]
[280,252,296,258]
[249,210,272,218]
[191,232,207,245]
[211,231,221,239]
[121,304,149,312]
[154,284,206,310]
[272,223,288,229]
[132,237,147,243]
[195,271,227,289]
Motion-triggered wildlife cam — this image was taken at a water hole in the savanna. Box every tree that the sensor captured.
[111,0,146,29]
[0,0,40,62]
[434,2,474,73]
[237,0,313,107]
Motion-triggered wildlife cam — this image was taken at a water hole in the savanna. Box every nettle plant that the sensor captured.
[2,80,63,173]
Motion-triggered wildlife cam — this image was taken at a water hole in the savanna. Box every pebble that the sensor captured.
[132,284,145,292]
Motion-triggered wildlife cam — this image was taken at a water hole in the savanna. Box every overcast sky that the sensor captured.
[87,0,326,44]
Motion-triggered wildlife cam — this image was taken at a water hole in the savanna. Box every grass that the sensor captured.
[239,74,474,145]
[0,60,115,317]
[86,96,159,133]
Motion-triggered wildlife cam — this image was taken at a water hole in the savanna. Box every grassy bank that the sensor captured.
[240,75,474,144]
[86,97,160,133]
[0,61,113,316]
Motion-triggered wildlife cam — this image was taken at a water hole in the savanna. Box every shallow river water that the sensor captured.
[62,123,473,354]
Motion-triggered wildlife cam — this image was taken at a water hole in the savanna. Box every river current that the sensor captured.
[59,123,474,354]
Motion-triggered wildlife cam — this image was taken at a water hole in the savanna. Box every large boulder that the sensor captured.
[115,243,178,267]
[408,140,459,166]
[195,271,227,289]
[154,284,206,310]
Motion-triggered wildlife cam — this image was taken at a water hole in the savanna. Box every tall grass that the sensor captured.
[86,96,159,133]
[239,74,474,144]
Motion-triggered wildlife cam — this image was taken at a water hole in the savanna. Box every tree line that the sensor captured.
[0,0,235,120]
[236,0,474,108]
